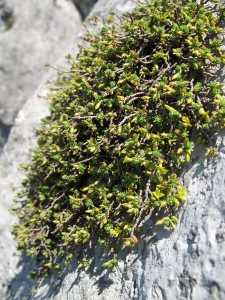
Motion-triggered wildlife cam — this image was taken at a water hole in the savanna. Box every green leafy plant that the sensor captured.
[10,0,225,279]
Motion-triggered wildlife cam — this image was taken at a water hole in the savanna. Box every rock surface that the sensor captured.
[0,0,81,150]
[0,0,225,299]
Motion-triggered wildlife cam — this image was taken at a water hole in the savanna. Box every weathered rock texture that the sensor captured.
[0,0,225,299]
[0,0,81,150]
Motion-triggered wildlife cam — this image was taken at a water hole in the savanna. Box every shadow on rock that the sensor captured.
[6,253,37,300]
[6,212,173,299]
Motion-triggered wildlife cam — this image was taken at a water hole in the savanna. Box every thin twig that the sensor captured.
[41,193,65,220]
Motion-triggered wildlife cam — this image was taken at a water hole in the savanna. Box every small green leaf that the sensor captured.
[155,218,165,225]
[95,102,101,109]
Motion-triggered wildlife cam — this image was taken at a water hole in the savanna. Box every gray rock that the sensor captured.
[0,0,81,150]
[1,0,225,299]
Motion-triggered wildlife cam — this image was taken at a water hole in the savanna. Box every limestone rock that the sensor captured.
[0,0,81,150]
[1,0,225,299]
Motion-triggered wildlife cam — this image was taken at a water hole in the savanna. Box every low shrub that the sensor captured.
[10,0,225,278]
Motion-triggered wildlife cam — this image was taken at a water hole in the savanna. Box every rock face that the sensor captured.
[0,0,81,150]
[0,0,225,299]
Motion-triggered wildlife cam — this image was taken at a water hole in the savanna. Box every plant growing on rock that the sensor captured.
[10,0,225,278]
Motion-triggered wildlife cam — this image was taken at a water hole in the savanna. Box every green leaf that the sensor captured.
[95,102,101,109]
[110,228,122,237]
[153,190,165,199]
[155,218,165,225]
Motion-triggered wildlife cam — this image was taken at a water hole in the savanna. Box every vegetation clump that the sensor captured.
[10,0,225,278]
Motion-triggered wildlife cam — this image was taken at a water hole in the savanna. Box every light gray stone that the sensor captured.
[0,0,81,150]
[1,0,225,299]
